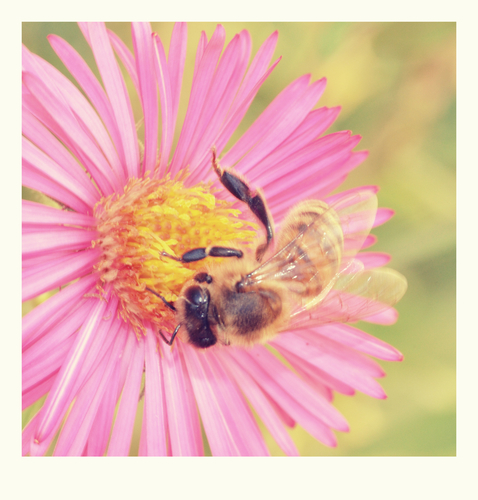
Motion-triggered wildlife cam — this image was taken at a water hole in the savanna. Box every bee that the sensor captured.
[148,150,407,349]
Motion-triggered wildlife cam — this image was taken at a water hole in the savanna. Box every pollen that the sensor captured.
[92,173,257,335]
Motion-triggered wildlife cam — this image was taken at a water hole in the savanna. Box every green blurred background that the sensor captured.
[22,22,456,456]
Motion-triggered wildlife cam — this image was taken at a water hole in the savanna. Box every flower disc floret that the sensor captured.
[93,172,257,334]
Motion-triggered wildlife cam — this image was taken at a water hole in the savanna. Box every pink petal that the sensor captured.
[233,347,340,447]
[132,23,158,175]
[160,342,204,456]
[222,74,312,168]
[54,325,128,456]
[182,31,252,174]
[273,332,387,399]
[47,33,126,185]
[167,23,187,135]
[316,323,403,361]
[355,251,391,269]
[86,23,140,179]
[108,335,145,456]
[23,369,57,410]
[143,329,167,455]
[152,33,173,176]
[22,136,94,214]
[23,300,96,390]
[22,273,98,348]
[362,307,400,325]
[171,25,226,173]
[22,250,100,301]
[182,344,269,455]
[23,108,101,204]
[29,294,116,454]
[86,358,121,456]
[22,66,118,197]
[217,349,299,456]
[22,200,96,228]
[374,208,395,227]
[23,227,98,258]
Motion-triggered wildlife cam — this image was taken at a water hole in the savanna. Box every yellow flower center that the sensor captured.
[92,172,257,335]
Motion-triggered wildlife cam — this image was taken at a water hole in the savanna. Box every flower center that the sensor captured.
[92,172,257,335]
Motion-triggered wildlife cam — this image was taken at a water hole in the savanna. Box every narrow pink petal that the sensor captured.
[316,324,404,361]
[279,348,356,396]
[86,23,140,179]
[221,74,311,168]
[22,200,96,228]
[245,107,342,185]
[22,249,100,301]
[107,28,140,95]
[326,184,379,206]
[193,30,208,78]
[161,342,204,456]
[268,151,368,222]
[233,347,339,447]
[23,300,96,387]
[30,292,113,452]
[22,413,41,456]
[54,326,127,456]
[362,307,400,325]
[362,234,378,249]
[256,132,359,200]
[22,162,91,215]
[217,349,299,456]
[22,136,94,213]
[209,30,279,156]
[167,23,187,132]
[182,344,268,456]
[23,109,101,203]
[152,33,173,176]
[355,252,391,269]
[108,335,145,456]
[236,78,328,175]
[132,23,158,175]
[273,332,387,399]
[374,208,395,227]
[23,227,98,258]
[184,31,252,173]
[29,46,125,192]
[22,273,98,347]
[86,359,121,456]
[22,67,117,197]
[242,345,348,431]
[143,330,167,455]
[23,369,57,410]
[48,34,126,184]
[171,25,226,173]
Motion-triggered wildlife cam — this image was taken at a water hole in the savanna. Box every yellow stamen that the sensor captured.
[92,172,257,335]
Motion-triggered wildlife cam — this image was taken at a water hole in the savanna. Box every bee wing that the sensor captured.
[286,263,408,330]
[241,189,379,305]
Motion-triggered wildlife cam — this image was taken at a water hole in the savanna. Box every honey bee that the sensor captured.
[148,150,407,349]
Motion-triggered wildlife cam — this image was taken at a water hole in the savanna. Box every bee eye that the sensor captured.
[185,285,207,306]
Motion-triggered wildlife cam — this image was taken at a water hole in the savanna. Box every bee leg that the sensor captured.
[145,287,176,311]
[158,324,181,346]
[212,148,273,259]
[161,246,243,263]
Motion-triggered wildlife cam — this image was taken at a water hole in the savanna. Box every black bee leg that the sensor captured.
[158,324,181,347]
[145,287,176,311]
[211,148,273,260]
[161,245,243,263]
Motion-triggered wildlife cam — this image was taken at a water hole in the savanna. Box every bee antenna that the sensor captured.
[146,287,176,312]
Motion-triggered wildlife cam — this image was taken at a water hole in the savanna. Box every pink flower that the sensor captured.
[22,22,406,456]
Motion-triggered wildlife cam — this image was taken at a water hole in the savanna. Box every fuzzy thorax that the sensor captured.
[92,173,257,335]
